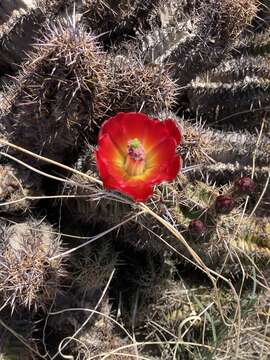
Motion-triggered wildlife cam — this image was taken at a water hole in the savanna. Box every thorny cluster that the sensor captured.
[0,0,269,359]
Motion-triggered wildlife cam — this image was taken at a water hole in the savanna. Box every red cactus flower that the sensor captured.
[95,112,182,202]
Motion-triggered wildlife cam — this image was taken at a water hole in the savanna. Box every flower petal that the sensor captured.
[96,151,153,202]
[97,133,125,168]
[164,155,181,181]
[140,138,180,185]
[100,112,152,154]
[99,112,129,154]
[119,112,152,141]
[120,180,154,202]
[96,150,125,187]
[147,137,177,166]
[143,119,172,152]
[100,112,178,154]
[163,119,181,145]
[96,133,127,189]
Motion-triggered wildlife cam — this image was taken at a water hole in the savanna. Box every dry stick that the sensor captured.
[0,140,240,325]
[49,212,144,261]
[148,319,178,340]
[93,341,214,360]
[0,151,76,185]
[249,172,270,218]
[0,194,100,208]
[138,204,241,331]
[228,118,267,357]
[181,302,215,338]
[259,306,270,359]
[0,317,45,359]
[50,309,134,345]
[97,352,155,360]
[0,139,102,185]
[0,216,111,241]
[48,310,214,359]
[55,269,117,360]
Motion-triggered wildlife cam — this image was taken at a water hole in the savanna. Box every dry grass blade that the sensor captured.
[49,211,144,261]
[52,269,116,360]
[0,139,102,185]
[0,318,44,358]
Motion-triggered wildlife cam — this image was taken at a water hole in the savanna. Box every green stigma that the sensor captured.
[129,138,141,149]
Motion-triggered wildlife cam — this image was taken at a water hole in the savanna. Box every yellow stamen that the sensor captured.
[125,156,145,176]
[125,138,146,176]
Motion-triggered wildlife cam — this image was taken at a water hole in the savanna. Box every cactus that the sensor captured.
[71,297,144,360]
[184,3,270,127]
[187,58,270,127]
[75,330,139,360]
[204,56,270,81]
[104,54,177,117]
[250,0,270,32]
[139,278,268,359]
[1,17,110,166]
[173,179,270,271]
[63,176,132,225]
[1,18,177,167]
[202,131,270,167]
[150,0,257,85]
[0,1,35,24]
[213,289,270,359]
[0,310,36,360]
[61,174,187,254]
[147,281,233,333]
[80,0,164,45]
[234,176,257,195]
[110,177,270,271]
[0,0,269,358]
[71,240,119,292]
[158,111,270,167]
[0,6,43,76]
[0,164,43,214]
[61,161,132,225]
[0,0,72,77]
[234,30,270,57]
[189,163,269,211]
[0,90,12,116]
[140,1,270,126]
[0,219,65,311]
[45,240,118,346]
[140,0,199,64]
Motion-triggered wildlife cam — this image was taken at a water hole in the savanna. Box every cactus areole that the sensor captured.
[95,112,182,202]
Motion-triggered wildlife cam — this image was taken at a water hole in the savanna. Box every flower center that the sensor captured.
[125,138,146,176]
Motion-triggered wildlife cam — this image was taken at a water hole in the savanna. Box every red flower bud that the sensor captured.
[235,176,256,195]
[215,195,234,214]
[188,219,206,238]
